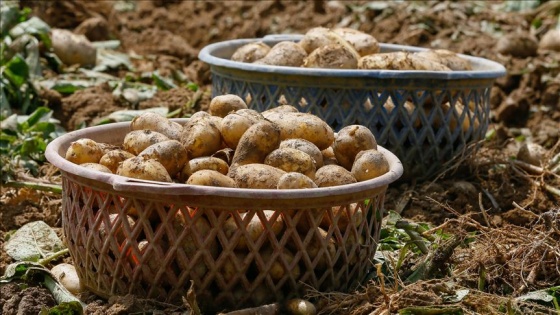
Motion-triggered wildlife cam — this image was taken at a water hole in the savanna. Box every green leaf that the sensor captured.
[3,54,29,87]
[40,302,84,315]
[4,221,66,262]
[92,49,133,72]
[152,71,177,90]
[1,4,21,37]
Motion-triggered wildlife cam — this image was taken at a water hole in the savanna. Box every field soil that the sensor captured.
[1,1,559,314]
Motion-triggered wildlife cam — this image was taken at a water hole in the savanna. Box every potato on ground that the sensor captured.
[180,113,222,159]
[265,148,316,180]
[137,139,188,177]
[186,169,238,188]
[181,156,229,181]
[260,246,301,281]
[262,111,335,150]
[230,164,287,189]
[65,138,104,164]
[279,138,324,168]
[221,109,264,149]
[130,111,183,141]
[209,94,248,118]
[122,130,170,155]
[117,157,172,182]
[351,149,390,181]
[80,162,113,174]
[277,172,318,189]
[223,210,284,250]
[229,120,281,171]
[414,49,472,71]
[332,125,377,170]
[100,149,135,173]
[50,263,84,295]
[314,164,357,187]
[332,27,380,56]
[254,41,307,67]
[358,52,451,71]
[231,41,271,63]
[304,43,358,69]
[320,203,363,231]
[50,28,97,67]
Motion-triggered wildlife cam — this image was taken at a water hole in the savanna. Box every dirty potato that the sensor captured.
[351,149,390,181]
[229,120,281,171]
[209,94,248,118]
[130,112,183,141]
[279,138,323,168]
[180,113,222,158]
[186,169,238,188]
[137,139,188,177]
[254,41,307,67]
[117,157,172,182]
[65,138,104,165]
[262,111,335,150]
[332,27,380,56]
[264,148,316,179]
[321,147,338,166]
[99,149,135,173]
[332,125,377,170]
[181,156,229,181]
[277,172,318,189]
[231,41,271,63]
[122,130,170,155]
[321,203,363,231]
[80,162,113,174]
[314,164,357,187]
[230,163,287,189]
[223,210,284,250]
[304,43,358,69]
[359,52,451,71]
[221,109,264,149]
[414,49,472,71]
[262,104,299,115]
[260,246,300,281]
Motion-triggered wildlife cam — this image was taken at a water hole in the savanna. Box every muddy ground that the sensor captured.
[1,1,559,314]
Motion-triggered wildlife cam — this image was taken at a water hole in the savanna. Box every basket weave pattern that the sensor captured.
[62,175,385,311]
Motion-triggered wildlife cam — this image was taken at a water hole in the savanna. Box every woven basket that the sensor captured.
[45,119,403,313]
[199,34,506,180]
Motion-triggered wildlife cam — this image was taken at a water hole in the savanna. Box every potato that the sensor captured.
[229,120,281,171]
[181,156,229,180]
[231,41,271,63]
[351,149,390,181]
[254,41,307,67]
[50,263,84,295]
[99,149,135,173]
[383,99,421,128]
[80,162,112,174]
[321,147,338,166]
[127,240,160,273]
[539,29,560,52]
[230,163,287,189]
[50,28,96,67]
[285,299,317,315]
[298,27,336,54]
[414,49,472,71]
[117,157,172,182]
[221,109,263,149]
[358,52,451,71]
[280,138,323,168]
[277,172,318,189]
[332,125,377,170]
[97,213,136,244]
[122,130,170,155]
[137,139,188,177]
[332,27,380,56]
[223,210,284,250]
[496,33,538,58]
[314,164,357,187]
[262,112,335,150]
[321,203,363,231]
[65,138,104,164]
[130,112,183,141]
[209,94,248,118]
[221,251,248,282]
[261,104,299,115]
[289,226,336,270]
[264,148,316,179]
[260,247,300,281]
[304,43,358,69]
[430,101,479,132]
[186,169,238,188]
[180,113,222,158]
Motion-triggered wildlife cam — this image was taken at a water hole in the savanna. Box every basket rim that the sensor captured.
[45,119,403,199]
[198,34,507,80]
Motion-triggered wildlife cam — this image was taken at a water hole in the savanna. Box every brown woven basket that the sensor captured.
[45,119,403,313]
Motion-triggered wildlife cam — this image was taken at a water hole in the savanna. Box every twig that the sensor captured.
[2,181,62,194]
[481,188,500,211]
[544,184,560,197]
[478,193,492,227]
[377,263,390,309]
[511,202,539,219]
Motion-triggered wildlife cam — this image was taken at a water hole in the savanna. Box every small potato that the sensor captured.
[180,113,222,158]
[303,43,358,69]
[231,164,287,189]
[209,94,248,118]
[280,138,323,168]
[117,157,172,182]
[261,104,299,115]
[186,169,237,188]
[321,147,338,166]
[221,251,248,282]
[333,27,380,56]
[321,203,363,231]
[229,120,281,171]
[383,99,421,128]
[80,162,113,174]
[414,49,472,71]
[265,148,316,179]
[332,125,377,170]
[221,109,263,149]
[539,29,560,52]
[223,210,284,250]
[351,149,390,181]
[137,139,188,177]
[65,138,104,165]
[99,149,135,173]
[50,263,84,295]
[181,156,229,180]
[260,247,300,281]
[130,112,183,141]
[254,41,307,67]
[262,112,335,150]
[277,172,318,189]
[122,130,170,155]
[50,28,96,67]
[285,299,317,315]
[358,52,451,71]
[231,41,271,63]
[314,164,357,187]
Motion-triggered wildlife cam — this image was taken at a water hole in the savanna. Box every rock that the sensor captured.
[539,29,560,52]
[74,16,111,42]
[517,142,547,166]
[496,33,538,57]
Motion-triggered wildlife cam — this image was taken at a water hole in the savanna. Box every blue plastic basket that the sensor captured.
[199,34,506,180]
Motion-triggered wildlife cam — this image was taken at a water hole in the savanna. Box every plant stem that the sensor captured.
[38,248,70,266]
[2,181,62,194]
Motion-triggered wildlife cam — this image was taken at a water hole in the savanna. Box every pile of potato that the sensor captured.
[64,94,390,188]
[231,26,472,71]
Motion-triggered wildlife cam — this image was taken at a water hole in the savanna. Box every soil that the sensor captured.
[2,1,559,314]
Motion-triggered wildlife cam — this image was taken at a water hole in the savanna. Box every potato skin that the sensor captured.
[332,27,380,56]
[254,41,307,67]
[231,42,271,63]
[351,149,390,181]
[277,172,318,189]
[280,138,323,168]
[99,149,135,173]
[260,247,300,281]
[261,104,299,115]
[230,164,286,189]
[123,130,170,155]
[181,156,229,180]
[414,49,472,71]
[221,109,263,149]
[298,27,336,54]
[358,52,451,71]
[314,164,357,187]
[229,120,281,171]
[321,203,363,231]
[65,138,104,165]
[209,94,248,118]
[117,157,172,182]
[180,114,222,159]
[137,139,188,177]
[130,112,183,141]
[304,43,358,69]
[186,169,238,188]
[264,148,316,179]
[262,112,335,150]
[332,125,378,170]
[223,210,284,250]
[80,162,113,173]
